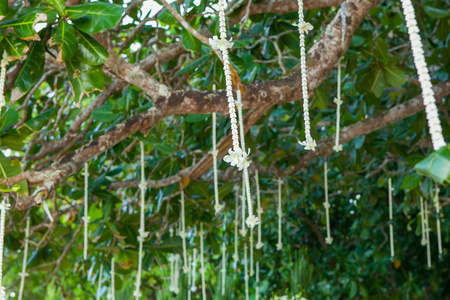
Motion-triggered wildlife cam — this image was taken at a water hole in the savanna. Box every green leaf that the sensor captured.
[422,5,450,19]
[0,108,18,131]
[351,35,365,47]
[24,108,56,131]
[75,30,108,66]
[66,60,105,102]
[52,20,76,61]
[375,38,389,62]
[47,0,65,16]
[181,28,201,53]
[14,41,45,93]
[314,86,328,110]
[177,54,210,75]
[366,68,386,98]
[229,53,246,73]
[156,237,183,254]
[0,152,28,195]
[185,114,206,123]
[383,64,405,87]
[0,0,8,20]
[67,2,124,34]
[401,173,423,191]
[414,146,450,185]
[2,12,47,40]
[157,8,176,25]
[92,103,121,123]
[1,34,29,60]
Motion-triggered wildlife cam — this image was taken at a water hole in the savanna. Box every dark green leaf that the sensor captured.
[14,41,45,93]
[0,0,7,19]
[0,108,18,131]
[177,54,210,75]
[0,152,28,195]
[414,146,450,185]
[1,12,46,40]
[92,103,121,122]
[67,2,124,34]
[422,5,450,19]
[1,34,29,60]
[229,53,246,73]
[24,108,56,131]
[52,20,77,61]
[181,28,201,53]
[47,0,65,16]
[66,60,104,102]
[401,174,423,191]
[384,64,405,87]
[314,86,328,110]
[76,30,109,66]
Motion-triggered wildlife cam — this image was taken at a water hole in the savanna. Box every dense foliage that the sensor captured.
[0,0,449,299]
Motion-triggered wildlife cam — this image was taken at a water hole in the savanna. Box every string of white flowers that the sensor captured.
[134,142,149,299]
[254,170,264,249]
[199,223,206,300]
[239,177,247,237]
[244,242,249,300]
[433,186,442,254]
[110,256,115,300]
[83,163,90,260]
[187,254,192,300]
[221,213,227,296]
[0,52,8,110]
[180,190,189,273]
[333,59,343,152]
[210,0,241,159]
[191,248,198,292]
[18,217,30,300]
[255,262,260,300]
[399,0,446,150]
[0,197,8,300]
[420,197,426,246]
[96,264,103,300]
[324,161,333,245]
[340,1,347,42]
[233,188,239,269]
[276,178,283,251]
[425,201,431,268]
[388,178,394,258]
[296,0,316,151]
[250,227,254,277]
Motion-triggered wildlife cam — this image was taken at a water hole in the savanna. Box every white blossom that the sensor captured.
[298,135,317,151]
[0,52,8,110]
[297,21,313,34]
[223,148,242,168]
[245,214,259,229]
[209,35,234,51]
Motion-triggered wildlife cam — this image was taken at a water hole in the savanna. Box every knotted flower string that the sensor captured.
[221,213,227,296]
[187,254,192,300]
[0,52,8,110]
[180,189,189,273]
[239,177,247,237]
[134,142,149,299]
[420,197,426,246]
[211,85,223,215]
[18,217,30,300]
[110,256,115,300]
[199,223,206,300]
[333,59,343,152]
[96,264,104,300]
[233,188,239,269]
[324,160,333,245]
[388,178,394,259]
[399,0,446,150]
[254,170,264,249]
[434,186,442,255]
[425,201,431,268]
[296,0,316,151]
[83,163,90,260]
[244,242,249,300]
[255,262,260,300]
[276,178,283,251]
[191,248,198,292]
[250,226,254,277]
[0,197,8,300]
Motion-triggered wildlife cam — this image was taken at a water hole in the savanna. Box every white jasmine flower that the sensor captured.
[325,237,333,245]
[298,136,317,151]
[209,35,234,51]
[223,148,242,167]
[276,242,283,251]
[298,21,313,34]
[245,215,259,228]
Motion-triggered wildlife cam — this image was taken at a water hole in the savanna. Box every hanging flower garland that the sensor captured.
[399,0,446,150]
[110,256,115,300]
[254,170,264,249]
[255,262,260,300]
[96,264,104,300]
[244,242,249,300]
[221,214,227,296]
[199,223,206,300]
[296,0,316,151]
[83,163,90,261]
[18,217,30,300]
[323,160,333,245]
[433,186,442,255]
[134,142,149,299]
[0,197,10,299]
[250,228,254,277]
[276,178,283,251]
[333,59,343,152]
[187,254,192,300]
[191,248,198,292]
[239,177,247,237]
[388,178,394,259]
[180,189,189,273]
[233,188,239,269]
[424,201,431,268]
[211,85,223,215]
[0,52,8,110]
[420,197,426,246]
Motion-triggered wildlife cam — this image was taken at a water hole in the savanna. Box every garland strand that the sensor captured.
[250,226,254,277]
[221,213,227,296]
[187,254,192,300]
[212,85,223,215]
[333,59,343,152]
[425,201,431,268]
[199,223,206,300]
[420,197,426,246]
[233,188,239,269]
[110,256,115,300]
[388,178,394,259]
[255,170,264,249]
[239,177,247,237]
[0,197,8,300]
[96,264,103,300]
[180,189,189,272]
[191,248,198,292]
[296,0,316,151]
[18,217,30,300]
[276,178,283,251]
[255,262,260,300]
[244,242,249,300]
[0,52,8,110]
[399,0,446,150]
[324,160,333,245]
[83,163,90,260]
[434,186,442,254]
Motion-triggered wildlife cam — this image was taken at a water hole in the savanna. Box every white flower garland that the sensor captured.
[0,197,8,300]
[0,52,8,110]
[276,178,283,251]
[96,264,103,300]
[425,201,431,268]
[420,197,426,246]
[110,256,115,300]
[333,59,343,152]
[434,186,442,254]
[400,0,446,150]
[233,188,239,269]
[324,161,333,245]
[199,223,206,300]
[244,242,249,300]
[190,248,198,292]
[388,178,394,258]
[18,217,30,300]
[83,163,90,261]
[180,190,189,273]
[134,142,149,299]
[296,0,316,151]
[255,170,264,249]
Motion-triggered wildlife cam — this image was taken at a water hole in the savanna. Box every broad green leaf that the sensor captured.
[66,60,105,102]
[177,54,210,75]
[92,103,121,122]
[67,2,124,34]
[24,108,56,131]
[185,114,206,123]
[314,86,328,110]
[401,174,423,191]
[414,146,450,185]
[229,53,246,73]
[14,41,45,93]
[422,5,450,19]
[1,34,29,60]
[0,0,7,20]
[0,152,28,195]
[384,64,405,87]
[52,20,76,61]
[157,8,176,25]
[0,108,18,131]
[181,28,201,53]
[75,30,109,66]
[1,12,47,40]
[375,38,389,62]
[351,35,365,47]
[366,68,386,98]
[156,237,183,254]
[47,0,65,16]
